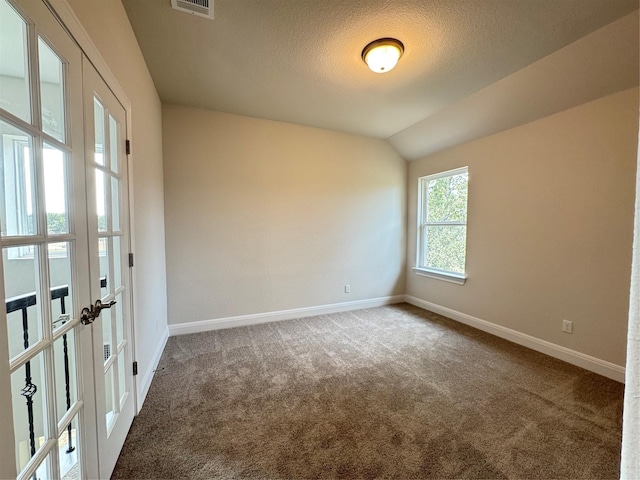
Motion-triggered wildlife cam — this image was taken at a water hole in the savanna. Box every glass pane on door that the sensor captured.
[99,237,109,295]
[44,143,70,235]
[113,235,122,290]
[109,115,119,173]
[0,0,31,122]
[111,177,120,231]
[114,294,123,346]
[117,350,126,406]
[35,454,52,480]
[96,169,108,232]
[49,242,73,333]
[10,351,48,472]
[102,307,112,365]
[53,328,78,422]
[0,119,36,237]
[58,415,80,480]
[38,38,66,142]
[104,364,115,430]
[3,245,43,359]
[93,99,105,165]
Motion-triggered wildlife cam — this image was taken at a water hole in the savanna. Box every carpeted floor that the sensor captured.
[111,303,624,479]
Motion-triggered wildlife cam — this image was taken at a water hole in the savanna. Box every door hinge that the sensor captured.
[133,361,138,376]
[128,253,134,268]
[125,139,131,155]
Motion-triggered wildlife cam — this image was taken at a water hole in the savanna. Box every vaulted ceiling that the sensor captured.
[122,0,639,159]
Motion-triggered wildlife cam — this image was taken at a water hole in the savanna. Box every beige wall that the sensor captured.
[407,87,639,367]
[66,0,168,396]
[162,106,406,324]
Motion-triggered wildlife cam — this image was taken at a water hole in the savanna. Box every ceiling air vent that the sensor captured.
[171,0,213,20]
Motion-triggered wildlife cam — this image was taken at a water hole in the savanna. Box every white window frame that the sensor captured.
[413,166,468,285]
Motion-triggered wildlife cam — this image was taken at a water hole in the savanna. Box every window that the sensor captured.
[415,166,468,284]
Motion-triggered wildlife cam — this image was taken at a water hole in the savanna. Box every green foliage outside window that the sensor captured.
[97,215,107,232]
[47,212,68,234]
[421,170,468,275]
[424,225,466,273]
[426,174,468,223]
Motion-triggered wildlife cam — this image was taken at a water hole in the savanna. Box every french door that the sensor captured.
[0,0,135,478]
[83,60,135,480]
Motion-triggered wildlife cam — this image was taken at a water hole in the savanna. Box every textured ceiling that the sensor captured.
[122,0,638,144]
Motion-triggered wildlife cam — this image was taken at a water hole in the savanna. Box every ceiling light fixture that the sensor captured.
[361,38,404,73]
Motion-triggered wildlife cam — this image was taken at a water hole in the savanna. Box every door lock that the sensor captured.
[80,299,116,325]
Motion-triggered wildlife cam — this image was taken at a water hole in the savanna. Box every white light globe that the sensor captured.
[364,44,402,73]
[362,38,404,74]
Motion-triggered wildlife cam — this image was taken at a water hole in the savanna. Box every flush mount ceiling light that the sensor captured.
[361,38,404,73]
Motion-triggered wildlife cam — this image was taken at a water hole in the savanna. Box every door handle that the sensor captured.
[80,299,116,325]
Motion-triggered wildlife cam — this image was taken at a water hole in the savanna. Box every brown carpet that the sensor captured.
[112,303,623,479]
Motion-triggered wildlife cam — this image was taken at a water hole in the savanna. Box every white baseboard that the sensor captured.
[405,295,626,383]
[167,294,624,382]
[136,326,169,413]
[168,295,406,336]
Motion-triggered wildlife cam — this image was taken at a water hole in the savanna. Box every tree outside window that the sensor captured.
[417,167,468,279]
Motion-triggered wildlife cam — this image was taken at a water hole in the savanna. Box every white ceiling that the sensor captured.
[122,0,639,157]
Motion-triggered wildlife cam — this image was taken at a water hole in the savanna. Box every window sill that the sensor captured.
[412,267,466,285]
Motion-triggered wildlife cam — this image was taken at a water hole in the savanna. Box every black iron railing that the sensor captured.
[5,277,107,461]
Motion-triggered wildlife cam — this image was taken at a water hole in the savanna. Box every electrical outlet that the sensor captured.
[345,284,351,293]
[562,319,573,334]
